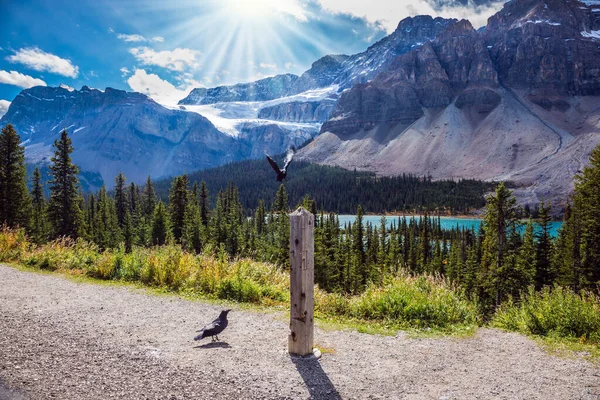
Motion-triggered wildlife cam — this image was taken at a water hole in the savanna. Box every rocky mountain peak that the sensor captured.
[484,0,600,95]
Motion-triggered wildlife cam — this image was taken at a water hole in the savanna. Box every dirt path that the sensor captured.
[0,264,598,400]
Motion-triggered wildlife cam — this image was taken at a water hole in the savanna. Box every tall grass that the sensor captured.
[317,274,479,332]
[0,228,478,332]
[492,286,600,344]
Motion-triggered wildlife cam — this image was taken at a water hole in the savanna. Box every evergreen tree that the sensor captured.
[123,210,133,253]
[182,198,202,253]
[143,176,156,218]
[47,129,83,238]
[255,200,266,235]
[479,182,519,310]
[128,182,139,214]
[534,201,554,288]
[0,124,30,228]
[554,204,583,290]
[516,219,536,294]
[570,144,600,288]
[418,210,430,272]
[169,174,189,242]
[93,186,120,249]
[29,167,47,243]
[199,180,209,227]
[114,172,128,226]
[272,184,290,266]
[151,202,171,246]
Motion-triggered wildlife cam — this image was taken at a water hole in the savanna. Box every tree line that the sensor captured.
[152,158,495,215]
[1,124,599,317]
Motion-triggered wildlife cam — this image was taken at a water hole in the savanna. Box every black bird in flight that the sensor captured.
[194,309,231,342]
[266,147,295,182]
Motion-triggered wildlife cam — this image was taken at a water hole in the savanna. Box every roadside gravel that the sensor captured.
[1,264,599,399]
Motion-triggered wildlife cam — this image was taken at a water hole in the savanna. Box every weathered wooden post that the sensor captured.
[288,207,314,356]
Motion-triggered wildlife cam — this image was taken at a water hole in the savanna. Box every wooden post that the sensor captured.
[288,207,314,356]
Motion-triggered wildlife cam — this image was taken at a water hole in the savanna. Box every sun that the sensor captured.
[222,0,274,20]
[221,0,307,23]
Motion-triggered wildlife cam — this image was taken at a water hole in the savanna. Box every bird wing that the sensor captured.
[194,319,221,340]
[282,148,295,171]
[266,155,281,174]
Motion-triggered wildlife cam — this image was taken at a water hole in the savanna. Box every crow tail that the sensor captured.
[194,331,205,341]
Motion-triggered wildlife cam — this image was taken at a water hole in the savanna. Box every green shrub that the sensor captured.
[493,286,600,343]
[0,227,28,262]
[317,274,479,332]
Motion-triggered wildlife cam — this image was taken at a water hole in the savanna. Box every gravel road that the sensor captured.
[1,264,599,399]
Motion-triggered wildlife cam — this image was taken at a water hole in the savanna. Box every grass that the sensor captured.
[492,285,600,361]
[2,227,599,359]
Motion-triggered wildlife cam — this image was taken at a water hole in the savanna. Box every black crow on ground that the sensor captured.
[266,147,295,182]
[194,309,231,342]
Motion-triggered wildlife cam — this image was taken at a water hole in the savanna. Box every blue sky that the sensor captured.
[0,0,505,112]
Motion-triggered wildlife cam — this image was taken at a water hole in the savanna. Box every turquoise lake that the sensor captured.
[336,215,563,237]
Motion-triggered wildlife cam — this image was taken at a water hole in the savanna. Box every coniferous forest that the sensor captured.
[152,157,495,215]
[1,125,599,343]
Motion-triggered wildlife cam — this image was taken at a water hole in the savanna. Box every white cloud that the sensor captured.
[117,33,165,43]
[129,47,201,71]
[0,100,10,118]
[108,27,115,33]
[7,47,79,78]
[118,33,146,42]
[0,70,47,88]
[120,67,130,77]
[127,69,197,105]
[175,72,203,89]
[315,0,504,32]
[284,62,295,69]
[259,62,278,70]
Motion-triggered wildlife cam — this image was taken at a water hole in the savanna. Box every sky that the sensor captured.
[0,0,506,112]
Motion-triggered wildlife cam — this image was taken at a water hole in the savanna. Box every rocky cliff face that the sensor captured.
[322,19,500,135]
[292,55,349,93]
[333,16,459,90]
[1,86,245,187]
[300,0,600,206]
[484,0,600,96]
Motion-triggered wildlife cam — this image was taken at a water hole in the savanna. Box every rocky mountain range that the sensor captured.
[2,0,600,204]
[298,0,600,206]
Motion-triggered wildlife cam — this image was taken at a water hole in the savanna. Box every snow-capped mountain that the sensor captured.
[298,0,600,206]
[4,0,600,203]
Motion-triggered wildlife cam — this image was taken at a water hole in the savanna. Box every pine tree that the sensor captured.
[418,210,430,272]
[29,167,47,243]
[169,174,189,242]
[128,182,139,214]
[570,144,600,288]
[479,182,519,311]
[554,204,583,290]
[94,186,120,249]
[114,172,128,227]
[0,124,30,228]
[47,129,83,238]
[143,176,156,218]
[151,202,171,246]
[534,201,554,289]
[255,200,266,235]
[272,184,290,266]
[199,180,209,227]
[123,210,133,253]
[517,219,536,293]
[182,198,202,253]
